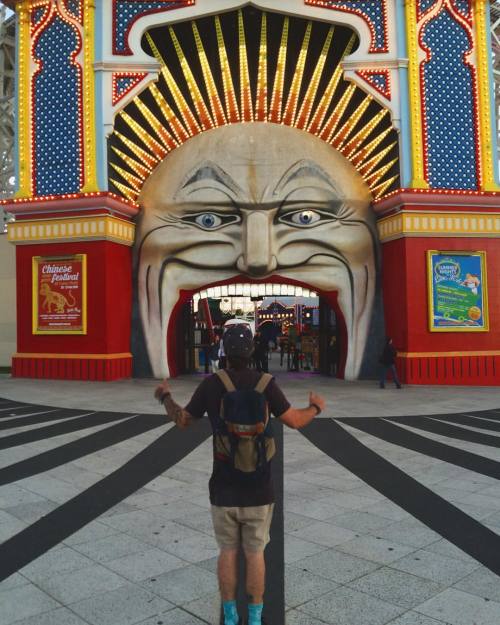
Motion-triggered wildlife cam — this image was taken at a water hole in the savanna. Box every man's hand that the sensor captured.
[309,392,326,415]
[154,378,171,402]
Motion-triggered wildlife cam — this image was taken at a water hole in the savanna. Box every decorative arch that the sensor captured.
[108,8,400,202]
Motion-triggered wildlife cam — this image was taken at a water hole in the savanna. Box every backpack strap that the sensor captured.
[216,369,236,393]
[254,373,273,394]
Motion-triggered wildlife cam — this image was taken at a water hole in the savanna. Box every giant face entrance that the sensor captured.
[115,8,398,381]
[167,279,347,378]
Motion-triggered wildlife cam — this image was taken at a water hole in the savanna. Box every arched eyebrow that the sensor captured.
[273,160,340,195]
[177,161,243,197]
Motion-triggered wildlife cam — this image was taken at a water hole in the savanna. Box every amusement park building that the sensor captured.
[1,0,499,385]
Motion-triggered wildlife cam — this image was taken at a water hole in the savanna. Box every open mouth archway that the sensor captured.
[167,277,349,378]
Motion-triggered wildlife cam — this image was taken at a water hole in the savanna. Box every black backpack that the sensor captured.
[214,370,276,480]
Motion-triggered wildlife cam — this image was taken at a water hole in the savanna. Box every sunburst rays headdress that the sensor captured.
[109,8,399,202]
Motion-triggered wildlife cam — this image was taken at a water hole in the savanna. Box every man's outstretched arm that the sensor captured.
[154,379,193,429]
[279,392,326,429]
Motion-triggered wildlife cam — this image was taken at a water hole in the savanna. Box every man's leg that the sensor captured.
[218,548,238,601]
[244,550,265,604]
[391,364,402,388]
[379,365,386,388]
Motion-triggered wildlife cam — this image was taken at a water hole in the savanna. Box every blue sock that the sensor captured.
[248,603,264,625]
[223,600,238,625]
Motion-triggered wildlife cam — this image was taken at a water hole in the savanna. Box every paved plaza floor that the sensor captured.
[0,370,500,625]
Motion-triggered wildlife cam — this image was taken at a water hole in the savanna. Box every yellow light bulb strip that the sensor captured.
[215,16,240,123]
[192,22,227,126]
[238,10,253,122]
[319,83,356,143]
[110,163,145,192]
[365,157,398,187]
[341,109,391,164]
[111,146,152,179]
[295,26,334,130]
[149,84,190,144]
[133,99,178,152]
[109,178,138,202]
[372,174,399,199]
[160,66,201,136]
[80,0,98,193]
[307,34,355,135]
[169,26,213,131]
[357,141,397,177]
[255,12,268,121]
[269,17,289,123]
[15,1,32,197]
[121,112,167,159]
[283,21,312,126]
[114,131,159,170]
[332,94,372,149]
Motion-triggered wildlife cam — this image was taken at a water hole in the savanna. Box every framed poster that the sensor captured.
[427,251,488,332]
[32,255,87,335]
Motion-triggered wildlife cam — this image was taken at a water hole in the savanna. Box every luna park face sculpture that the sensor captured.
[136,123,379,379]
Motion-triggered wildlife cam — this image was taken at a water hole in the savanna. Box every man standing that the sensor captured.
[155,325,325,625]
[379,336,402,389]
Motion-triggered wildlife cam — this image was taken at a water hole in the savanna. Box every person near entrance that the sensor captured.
[253,330,269,373]
[379,337,402,389]
[154,325,326,625]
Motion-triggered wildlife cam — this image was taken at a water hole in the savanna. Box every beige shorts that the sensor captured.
[211,504,275,553]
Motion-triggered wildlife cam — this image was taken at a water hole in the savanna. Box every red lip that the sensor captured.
[167,275,347,378]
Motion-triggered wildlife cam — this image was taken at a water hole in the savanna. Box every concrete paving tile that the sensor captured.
[16,474,82,503]
[141,564,218,605]
[21,546,94,582]
[453,567,500,602]
[0,582,61,625]
[197,556,218,574]
[183,590,221,624]
[158,531,220,563]
[69,582,174,625]
[328,511,395,534]
[0,572,28,592]
[99,501,139,517]
[122,489,176,508]
[34,563,128,604]
[5,499,59,523]
[284,511,317,532]
[2,606,90,625]
[0,484,46,507]
[174,511,215,536]
[425,538,478,563]
[360,501,412,522]
[386,611,448,625]
[284,479,334,500]
[0,514,28,541]
[63,520,120,546]
[290,520,357,548]
[336,535,416,565]
[286,609,334,625]
[105,547,186,581]
[285,495,350,521]
[298,585,404,625]
[460,492,500,512]
[284,564,339,608]
[348,567,443,609]
[370,518,441,549]
[136,607,207,624]
[316,491,381,511]
[147,500,209,522]
[72,533,149,563]
[284,534,327,563]
[290,548,380,584]
[415,587,500,625]
[391,548,479,585]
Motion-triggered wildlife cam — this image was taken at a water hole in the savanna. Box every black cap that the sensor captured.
[223,325,254,358]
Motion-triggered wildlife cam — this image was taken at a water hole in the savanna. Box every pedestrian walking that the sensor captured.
[209,333,221,373]
[253,330,268,373]
[379,337,402,389]
[155,325,325,625]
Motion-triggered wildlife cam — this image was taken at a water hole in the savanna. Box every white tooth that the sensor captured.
[272,284,280,295]
[235,284,243,295]
[258,283,266,296]
[265,283,273,295]
[200,290,208,300]
[243,283,251,296]
[251,284,259,297]
[280,284,287,295]
[214,286,221,298]
[287,285,295,295]
[193,293,200,302]
[206,288,214,298]
[228,284,236,295]
[296,286,303,296]
[221,285,228,296]
[303,288,310,298]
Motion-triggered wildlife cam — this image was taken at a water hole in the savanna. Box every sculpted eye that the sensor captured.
[280,210,324,227]
[181,212,240,230]
[196,213,221,229]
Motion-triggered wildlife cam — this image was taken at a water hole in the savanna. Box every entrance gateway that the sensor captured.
[2,0,499,385]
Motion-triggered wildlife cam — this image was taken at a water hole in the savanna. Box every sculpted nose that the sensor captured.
[237,211,277,277]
